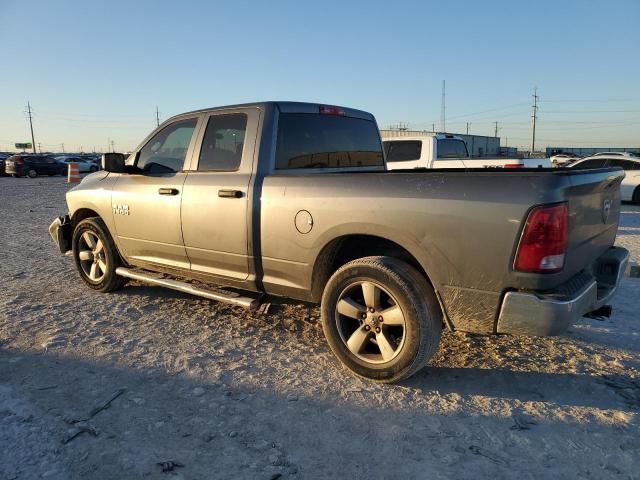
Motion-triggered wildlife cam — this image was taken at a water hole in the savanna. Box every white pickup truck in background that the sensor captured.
[381,132,552,169]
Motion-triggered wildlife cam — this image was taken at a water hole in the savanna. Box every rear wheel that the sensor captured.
[89,165,97,173]
[72,217,127,292]
[633,186,640,204]
[321,256,442,383]
[27,169,37,178]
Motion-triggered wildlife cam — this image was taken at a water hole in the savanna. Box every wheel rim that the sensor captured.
[335,281,407,364]
[77,231,107,282]
[28,169,37,178]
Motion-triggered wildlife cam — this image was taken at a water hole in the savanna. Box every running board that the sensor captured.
[115,267,261,311]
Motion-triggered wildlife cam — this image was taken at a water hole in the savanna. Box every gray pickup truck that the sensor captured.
[49,101,628,382]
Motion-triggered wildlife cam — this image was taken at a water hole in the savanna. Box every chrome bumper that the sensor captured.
[497,246,629,336]
[49,215,73,255]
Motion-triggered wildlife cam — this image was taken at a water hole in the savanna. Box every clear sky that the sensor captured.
[1,0,639,152]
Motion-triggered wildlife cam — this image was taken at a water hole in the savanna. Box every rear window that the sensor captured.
[275,113,383,170]
[437,139,468,159]
[384,141,422,162]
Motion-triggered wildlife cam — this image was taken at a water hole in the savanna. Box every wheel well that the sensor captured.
[311,235,431,301]
[72,208,100,225]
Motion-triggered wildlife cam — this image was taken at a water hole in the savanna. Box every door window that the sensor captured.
[384,141,422,162]
[608,159,640,170]
[197,114,247,171]
[137,118,198,174]
[573,158,609,169]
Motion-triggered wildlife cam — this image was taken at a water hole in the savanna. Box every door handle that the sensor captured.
[218,190,244,198]
[158,188,179,196]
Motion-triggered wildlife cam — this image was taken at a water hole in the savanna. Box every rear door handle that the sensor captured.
[218,190,244,198]
[158,188,179,196]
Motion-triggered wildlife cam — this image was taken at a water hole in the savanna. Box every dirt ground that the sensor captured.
[1,176,639,480]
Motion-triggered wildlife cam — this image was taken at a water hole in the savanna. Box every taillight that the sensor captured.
[505,163,524,168]
[319,105,345,115]
[514,203,568,273]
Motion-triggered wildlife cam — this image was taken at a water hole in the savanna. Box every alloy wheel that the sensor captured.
[77,231,107,282]
[335,281,407,364]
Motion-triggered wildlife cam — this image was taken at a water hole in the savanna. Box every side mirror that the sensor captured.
[101,153,126,173]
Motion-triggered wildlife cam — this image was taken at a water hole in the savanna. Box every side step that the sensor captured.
[115,267,261,311]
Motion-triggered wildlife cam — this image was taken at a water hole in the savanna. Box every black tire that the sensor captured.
[633,186,640,205]
[89,166,97,173]
[72,217,127,292]
[27,169,37,178]
[321,256,442,383]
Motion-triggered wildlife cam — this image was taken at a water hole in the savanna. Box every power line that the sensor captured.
[25,102,36,153]
[440,80,446,132]
[531,87,539,155]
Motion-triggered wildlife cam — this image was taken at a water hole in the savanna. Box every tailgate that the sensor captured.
[562,167,624,278]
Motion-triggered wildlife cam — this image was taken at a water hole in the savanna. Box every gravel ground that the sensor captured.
[1,176,639,480]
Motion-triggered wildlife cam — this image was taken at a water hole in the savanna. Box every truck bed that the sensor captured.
[260,166,624,333]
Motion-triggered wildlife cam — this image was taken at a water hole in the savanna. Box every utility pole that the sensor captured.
[440,80,446,132]
[432,122,436,132]
[37,142,41,153]
[493,121,500,138]
[155,106,160,127]
[61,143,65,153]
[466,122,471,135]
[26,102,36,153]
[531,87,539,156]
[110,140,115,153]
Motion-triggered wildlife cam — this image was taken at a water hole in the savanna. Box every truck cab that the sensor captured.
[383,133,469,169]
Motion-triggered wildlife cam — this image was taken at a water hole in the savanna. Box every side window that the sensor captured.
[385,141,422,162]
[575,159,609,169]
[137,118,198,174]
[437,139,468,159]
[197,114,247,171]
[609,159,639,170]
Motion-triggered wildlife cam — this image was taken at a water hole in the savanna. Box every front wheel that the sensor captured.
[633,186,640,205]
[72,217,127,292]
[321,256,442,383]
[89,166,97,173]
[27,169,37,178]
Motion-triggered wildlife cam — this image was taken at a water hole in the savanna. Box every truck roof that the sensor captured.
[173,101,376,123]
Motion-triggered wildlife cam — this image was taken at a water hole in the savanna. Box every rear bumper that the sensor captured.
[497,246,629,335]
[49,215,73,254]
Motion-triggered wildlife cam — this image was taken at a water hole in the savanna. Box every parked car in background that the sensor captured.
[550,153,581,166]
[568,155,640,203]
[0,152,11,175]
[5,154,67,177]
[55,156,98,173]
[381,133,552,169]
[587,152,639,159]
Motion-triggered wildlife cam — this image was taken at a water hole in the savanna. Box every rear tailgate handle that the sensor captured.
[158,188,179,196]
[218,190,244,198]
